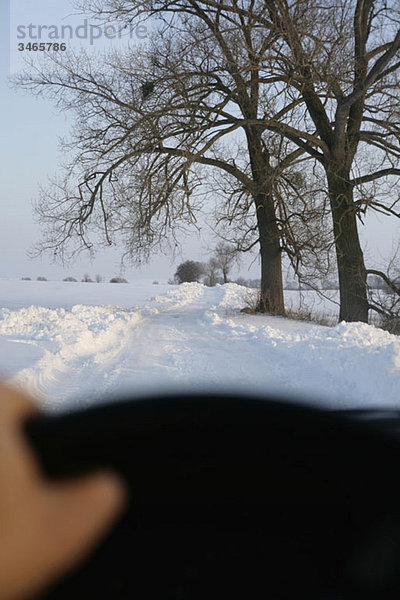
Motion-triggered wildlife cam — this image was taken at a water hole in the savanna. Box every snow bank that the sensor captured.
[0,281,399,411]
[152,282,205,307]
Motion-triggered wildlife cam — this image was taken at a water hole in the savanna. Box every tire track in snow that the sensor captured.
[6,284,210,408]
[6,305,145,408]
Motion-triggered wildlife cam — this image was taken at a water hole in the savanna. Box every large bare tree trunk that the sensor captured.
[255,192,285,315]
[327,170,368,323]
[246,129,285,315]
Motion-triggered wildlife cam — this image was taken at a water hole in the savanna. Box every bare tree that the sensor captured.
[212,242,237,284]
[15,0,336,317]
[19,0,393,322]
[74,0,356,317]
[247,0,400,322]
[115,0,399,322]
[203,258,220,287]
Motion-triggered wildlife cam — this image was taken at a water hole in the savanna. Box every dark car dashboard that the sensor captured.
[24,394,400,599]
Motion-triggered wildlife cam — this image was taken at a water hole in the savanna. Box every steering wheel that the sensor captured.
[24,393,400,599]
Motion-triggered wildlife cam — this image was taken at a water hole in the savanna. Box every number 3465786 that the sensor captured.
[18,43,67,51]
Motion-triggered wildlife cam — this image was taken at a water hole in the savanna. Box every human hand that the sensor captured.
[0,384,127,600]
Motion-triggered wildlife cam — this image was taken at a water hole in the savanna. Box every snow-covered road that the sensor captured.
[1,280,400,411]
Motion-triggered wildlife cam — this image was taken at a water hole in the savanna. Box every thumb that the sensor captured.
[40,471,127,583]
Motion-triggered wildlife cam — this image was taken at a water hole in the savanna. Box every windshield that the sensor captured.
[0,0,400,409]
[2,4,400,600]
[1,2,400,411]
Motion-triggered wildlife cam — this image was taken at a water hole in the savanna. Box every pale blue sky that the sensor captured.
[1,0,207,281]
[1,1,399,282]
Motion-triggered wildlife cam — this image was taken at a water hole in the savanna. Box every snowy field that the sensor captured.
[0,278,399,412]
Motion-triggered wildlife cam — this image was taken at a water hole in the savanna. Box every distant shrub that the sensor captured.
[152,281,159,285]
[174,260,205,284]
[63,277,77,282]
[21,277,32,281]
[37,276,47,281]
[95,274,103,283]
[82,273,93,282]
[110,277,128,283]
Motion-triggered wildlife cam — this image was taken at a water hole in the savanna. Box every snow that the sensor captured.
[0,279,399,412]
